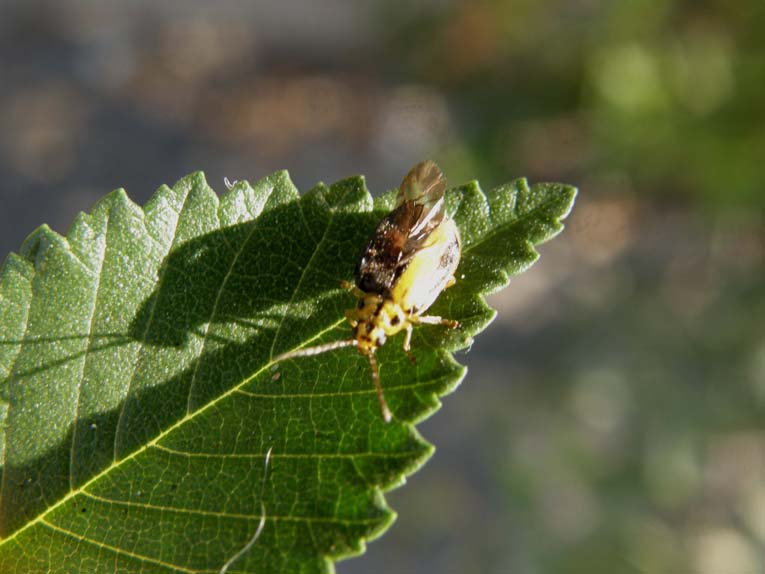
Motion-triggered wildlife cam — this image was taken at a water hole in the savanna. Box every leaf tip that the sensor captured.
[18,224,61,264]
[172,170,211,196]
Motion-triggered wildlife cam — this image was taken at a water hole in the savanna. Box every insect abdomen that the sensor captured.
[390,218,460,314]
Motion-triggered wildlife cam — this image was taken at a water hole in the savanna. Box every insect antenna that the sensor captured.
[367,353,392,423]
[273,339,357,363]
[273,341,393,424]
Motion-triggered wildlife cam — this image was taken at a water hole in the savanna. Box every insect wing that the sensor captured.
[397,160,449,257]
[355,161,449,294]
[397,160,447,209]
[354,205,410,294]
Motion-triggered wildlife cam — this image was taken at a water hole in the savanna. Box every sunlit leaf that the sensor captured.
[0,168,575,572]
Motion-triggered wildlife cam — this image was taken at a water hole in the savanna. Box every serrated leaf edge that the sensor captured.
[0,170,577,573]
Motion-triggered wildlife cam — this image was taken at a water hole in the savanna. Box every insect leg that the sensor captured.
[344,308,360,326]
[367,353,392,423]
[340,280,366,299]
[273,339,357,363]
[414,315,459,329]
[402,323,416,364]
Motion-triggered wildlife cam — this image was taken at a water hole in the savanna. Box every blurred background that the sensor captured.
[1,1,763,572]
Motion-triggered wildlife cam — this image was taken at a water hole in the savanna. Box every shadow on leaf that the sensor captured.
[1,190,381,537]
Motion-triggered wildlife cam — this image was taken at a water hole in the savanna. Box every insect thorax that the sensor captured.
[347,294,409,355]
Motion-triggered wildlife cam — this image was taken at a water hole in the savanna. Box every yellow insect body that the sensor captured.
[389,217,460,313]
[274,161,461,422]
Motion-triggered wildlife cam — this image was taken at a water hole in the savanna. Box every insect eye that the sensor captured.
[357,299,365,310]
[391,315,401,326]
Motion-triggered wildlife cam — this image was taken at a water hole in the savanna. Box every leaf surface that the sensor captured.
[0,169,575,572]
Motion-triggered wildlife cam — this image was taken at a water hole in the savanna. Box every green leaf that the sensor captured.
[0,168,575,573]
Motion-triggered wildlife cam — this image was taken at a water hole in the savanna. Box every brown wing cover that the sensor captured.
[354,161,448,295]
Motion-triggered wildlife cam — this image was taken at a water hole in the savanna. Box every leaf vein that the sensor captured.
[236,376,444,399]
[76,493,379,525]
[463,191,571,256]
[81,491,261,521]
[69,224,109,490]
[269,190,348,361]
[152,443,420,460]
[0,272,34,510]
[186,185,275,413]
[113,185,194,461]
[39,518,196,573]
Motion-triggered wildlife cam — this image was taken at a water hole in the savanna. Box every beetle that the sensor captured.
[274,161,461,422]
